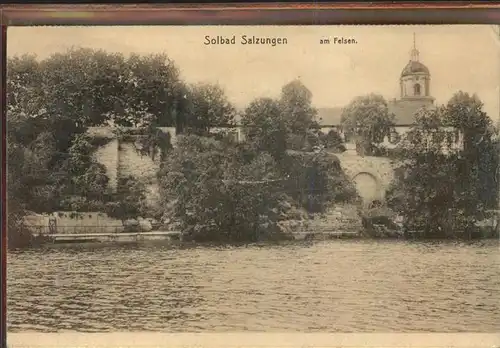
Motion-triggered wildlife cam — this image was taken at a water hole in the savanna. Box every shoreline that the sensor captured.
[9,232,499,251]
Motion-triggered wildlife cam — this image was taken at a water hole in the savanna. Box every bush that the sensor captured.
[105,175,148,221]
[287,134,307,151]
[7,212,33,249]
[158,135,295,242]
[319,130,346,153]
[386,95,498,239]
[282,151,358,213]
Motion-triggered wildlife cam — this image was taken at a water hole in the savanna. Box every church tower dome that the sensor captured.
[399,33,434,104]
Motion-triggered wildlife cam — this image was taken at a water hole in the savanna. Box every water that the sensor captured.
[7,240,500,332]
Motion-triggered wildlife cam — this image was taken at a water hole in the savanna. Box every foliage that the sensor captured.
[6,113,71,247]
[341,94,396,156]
[9,49,184,128]
[8,49,185,129]
[105,176,148,221]
[50,133,112,212]
[443,92,498,210]
[38,49,126,128]
[137,126,173,162]
[7,54,45,121]
[282,151,358,213]
[7,114,56,246]
[114,53,184,127]
[241,97,289,164]
[386,93,499,239]
[279,79,319,135]
[7,49,182,247]
[294,129,322,152]
[158,135,291,242]
[286,134,309,151]
[182,83,237,135]
[114,115,174,162]
[318,129,346,153]
[7,115,59,211]
[208,128,241,144]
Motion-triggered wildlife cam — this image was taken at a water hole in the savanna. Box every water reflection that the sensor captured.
[7,240,500,332]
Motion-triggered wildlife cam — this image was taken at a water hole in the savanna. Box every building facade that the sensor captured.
[317,36,439,148]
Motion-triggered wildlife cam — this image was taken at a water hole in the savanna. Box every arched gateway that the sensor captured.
[352,171,383,206]
[335,152,395,207]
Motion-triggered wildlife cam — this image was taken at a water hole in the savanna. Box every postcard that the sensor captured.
[6,23,500,348]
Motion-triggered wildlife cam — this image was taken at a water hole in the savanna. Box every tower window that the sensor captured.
[414,83,421,96]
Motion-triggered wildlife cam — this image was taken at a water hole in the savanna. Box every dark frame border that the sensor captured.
[1,3,500,25]
[2,3,500,347]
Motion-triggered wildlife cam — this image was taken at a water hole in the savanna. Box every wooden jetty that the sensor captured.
[32,228,361,245]
[35,231,182,244]
[292,230,360,240]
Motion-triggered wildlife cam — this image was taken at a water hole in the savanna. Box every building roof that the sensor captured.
[388,100,432,125]
[316,100,432,127]
[316,107,343,126]
[401,60,430,77]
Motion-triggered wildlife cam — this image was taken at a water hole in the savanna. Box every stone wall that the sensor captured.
[93,138,119,192]
[335,153,395,205]
[87,126,398,210]
[281,203,363,240]
[118,142,160,182]
[118,142,161,207]
[87,127,176,206]
[24,211,124,234]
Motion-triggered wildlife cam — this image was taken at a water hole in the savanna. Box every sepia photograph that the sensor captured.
[5,23,500,345]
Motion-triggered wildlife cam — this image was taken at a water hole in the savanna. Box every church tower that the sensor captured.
[399,34,434,105]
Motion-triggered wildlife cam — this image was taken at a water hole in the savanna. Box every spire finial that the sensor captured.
[410,33,419,61]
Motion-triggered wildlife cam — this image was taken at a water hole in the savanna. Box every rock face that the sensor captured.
[314,204,363,232]
[138,217,153,232]
[279,204,363,240]
[360,207,404,238]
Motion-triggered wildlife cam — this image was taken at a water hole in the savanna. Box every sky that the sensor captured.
[8,25,500,121]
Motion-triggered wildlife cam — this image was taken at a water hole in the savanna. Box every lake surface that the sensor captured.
[7,240,500,332]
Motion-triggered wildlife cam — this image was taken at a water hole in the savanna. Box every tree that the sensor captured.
[386,93,498,239]
[7,54,45,121]
[9,48,186,130]
[386,107,463,238]
[7,112,60,211]
[7,113,60,248]
[7,48,183,197]
[319,129,346,153]
[279,79,319,135]
[6,49,186,247]
[52,133,111,212]
[341,94,395,156]
[110,53,184,128]
[443,92,498,210]
[282,151,357,213]
[182,83,236,135]
[158,135,289,242]
[241,98,288,164]
[39,48,127,128]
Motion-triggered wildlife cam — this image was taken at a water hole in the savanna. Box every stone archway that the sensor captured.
[352,172,383,206]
